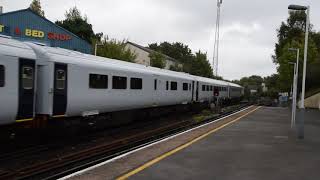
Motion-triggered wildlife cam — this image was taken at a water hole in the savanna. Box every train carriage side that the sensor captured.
[0,37,37,125]
[37,48,195,118]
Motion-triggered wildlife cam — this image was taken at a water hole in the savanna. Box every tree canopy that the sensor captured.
[273,10,320,93]
[55,7,102,44]
[149,42,214,78]
[97,38,136,62]
[149,52,165,68]
[29,0,45,17]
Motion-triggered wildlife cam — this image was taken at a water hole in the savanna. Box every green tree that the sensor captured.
[149,52,165,68]
[97,38,136,62]
[273,10,319,92]
[55,6,101,44]
[149,42,214,78]
[29,0,45,17]
[188,51,214,78]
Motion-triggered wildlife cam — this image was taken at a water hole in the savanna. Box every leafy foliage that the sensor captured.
[149,42,214,78]
[29,0,45,17]
[55,7,102,44]
[149,52,165,68]
[97,38,136,62]
[273,10,319,93]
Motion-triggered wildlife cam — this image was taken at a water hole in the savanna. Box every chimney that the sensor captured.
[0,6,3,14]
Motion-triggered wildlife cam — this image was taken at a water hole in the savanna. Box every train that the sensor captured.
[0,35,243,126]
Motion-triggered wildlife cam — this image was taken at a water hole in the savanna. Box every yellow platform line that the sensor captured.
[52,115,66,118]
[16,118,33,122]
[117,106,261,180]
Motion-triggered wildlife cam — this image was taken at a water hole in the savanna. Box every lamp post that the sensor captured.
[213,0,223,76]
[288,61,297,128]
[289,48,299,128]
[94,43,103,56]
[288,4,309,139]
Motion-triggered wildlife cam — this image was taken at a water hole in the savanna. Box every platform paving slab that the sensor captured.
[129,107,320,180]
[64,106,257,180]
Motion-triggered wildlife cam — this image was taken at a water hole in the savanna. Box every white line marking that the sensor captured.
[59,105,253,180]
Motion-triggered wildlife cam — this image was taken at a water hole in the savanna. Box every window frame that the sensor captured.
[130,77,143,90]
[89,74,108,89]
[112,76,127,89]
[56,69,66,90]
[22,66,34,90]
[170,81,177,91]
[183,83,188,91]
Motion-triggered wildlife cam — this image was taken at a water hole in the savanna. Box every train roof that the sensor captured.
[0,36,36,60]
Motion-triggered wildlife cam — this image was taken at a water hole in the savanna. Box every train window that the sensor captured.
[171,81,177,90]
[112,76,127,89]
[89,74,108,89]
[183,83,188,91]
[130,78,142,90]
[202,85,205,91]
[154,79,157,90]
[22,66,33,89]
[0,65,4,87]
[56,70,66,90]
[210,86,213,91]
[206,85,209,91]
[166,81,169,90]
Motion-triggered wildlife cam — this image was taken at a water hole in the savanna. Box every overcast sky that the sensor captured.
[2,0,320,80]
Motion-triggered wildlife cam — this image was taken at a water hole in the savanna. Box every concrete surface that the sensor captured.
[130,107,320,180]
[65,106,257,180]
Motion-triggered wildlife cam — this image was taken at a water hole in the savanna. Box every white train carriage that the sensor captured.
[0,36,243,126]
[0,36,37,125]
[25,42,196,118]
[228,82,244,98]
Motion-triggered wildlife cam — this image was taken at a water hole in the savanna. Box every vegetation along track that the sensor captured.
[0,103,250,180]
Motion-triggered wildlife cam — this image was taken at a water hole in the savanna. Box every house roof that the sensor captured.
[126,41,179,63]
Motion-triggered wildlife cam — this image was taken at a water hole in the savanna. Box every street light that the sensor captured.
[289,48,299,128]
[288,4,309,139]
[288,61,297,128]
[94,42,103,56]
[213,0,223,76]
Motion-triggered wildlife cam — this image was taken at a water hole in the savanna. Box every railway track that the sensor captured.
[0,104,249,180]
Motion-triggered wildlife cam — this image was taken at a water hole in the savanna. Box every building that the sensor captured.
[126,41,183,70]
[0,8,92,54]
[261,83,268,92]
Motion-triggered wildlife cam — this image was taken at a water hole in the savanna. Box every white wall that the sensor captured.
[125,44,151,66]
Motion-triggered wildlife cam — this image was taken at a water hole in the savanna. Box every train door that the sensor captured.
[17,58,35,121]
[191,81,194,101]
[196,81,199,101]
[52,63,68,116]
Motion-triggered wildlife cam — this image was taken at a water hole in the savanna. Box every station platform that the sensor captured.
[64,106,320,180]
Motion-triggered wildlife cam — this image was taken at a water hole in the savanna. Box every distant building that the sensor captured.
[261,83,268,92]
[0,8,92,54]
[125,41,182,70]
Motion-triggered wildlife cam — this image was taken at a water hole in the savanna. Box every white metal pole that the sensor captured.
[293,49,299,126]
[213,0,222,76]
[301,7,309,109]
[291,63,296,128]
[94,43,98,56]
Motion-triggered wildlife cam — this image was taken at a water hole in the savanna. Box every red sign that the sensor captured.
[48,32,72,41]
[15,27,21,35]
